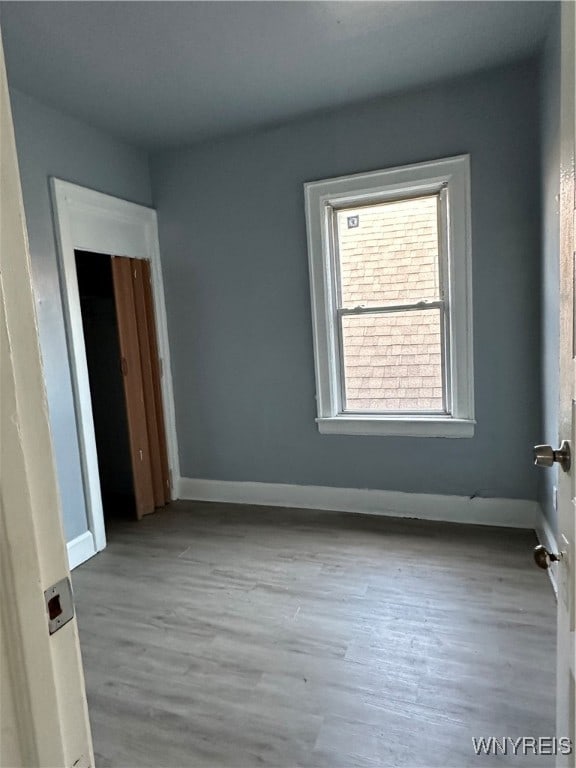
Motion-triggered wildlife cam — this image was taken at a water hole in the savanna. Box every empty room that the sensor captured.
[1,2,575,767]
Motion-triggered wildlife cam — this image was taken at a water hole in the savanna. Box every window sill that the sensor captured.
[316,416,475,438]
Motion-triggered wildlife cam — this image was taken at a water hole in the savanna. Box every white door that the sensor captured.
[556,2,576,761]
[536,4,576,764]
[0,34,93,767]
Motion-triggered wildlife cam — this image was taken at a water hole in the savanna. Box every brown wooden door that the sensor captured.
[111,256,170,519]
[133,259,171,506]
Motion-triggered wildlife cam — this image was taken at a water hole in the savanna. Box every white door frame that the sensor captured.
[51,180,180,568]
[1,38,93,766]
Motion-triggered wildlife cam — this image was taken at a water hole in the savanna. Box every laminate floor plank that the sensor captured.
[72,501,556,768]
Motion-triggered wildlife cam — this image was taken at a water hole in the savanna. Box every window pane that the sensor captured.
[341,309,444,412]
[337,196,440,308]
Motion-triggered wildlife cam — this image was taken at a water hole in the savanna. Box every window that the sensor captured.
[304,155,474,437]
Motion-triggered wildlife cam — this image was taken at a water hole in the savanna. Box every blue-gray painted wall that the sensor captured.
[10,88,152,541]
[151,59,541,502]
[539,11,561,535]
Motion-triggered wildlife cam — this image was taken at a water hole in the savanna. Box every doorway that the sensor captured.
[51,179,180,568]
[76,250,171,524]
[76,251,134,520]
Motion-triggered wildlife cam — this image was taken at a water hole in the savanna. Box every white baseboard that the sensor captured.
[535,507,559,597]
[66,530,97,570]
[177,477,538,529]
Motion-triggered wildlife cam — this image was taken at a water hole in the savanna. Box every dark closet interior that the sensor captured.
[75,250,135,519]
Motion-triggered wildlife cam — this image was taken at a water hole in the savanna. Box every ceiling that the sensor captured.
[0,1,555,150]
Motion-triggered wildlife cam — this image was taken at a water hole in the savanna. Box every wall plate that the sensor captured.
[44,577,74,635]
[559,533,573,625]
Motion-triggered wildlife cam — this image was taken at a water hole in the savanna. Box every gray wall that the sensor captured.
[10,88,152,541]
[151,59,542,501]
[539,11,561,534]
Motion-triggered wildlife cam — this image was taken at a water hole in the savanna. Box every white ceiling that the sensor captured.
[0,1,555,149]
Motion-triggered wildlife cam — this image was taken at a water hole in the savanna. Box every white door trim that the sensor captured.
[66,530,97,571]
[51,179,180,566]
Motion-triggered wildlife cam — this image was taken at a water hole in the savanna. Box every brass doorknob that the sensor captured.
[533,441,571,472]
[533,544,562,570]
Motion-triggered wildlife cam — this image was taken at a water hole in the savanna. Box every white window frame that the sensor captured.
[304,154,474,438]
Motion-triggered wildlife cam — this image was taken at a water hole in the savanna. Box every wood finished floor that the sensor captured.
[73,501,557,768]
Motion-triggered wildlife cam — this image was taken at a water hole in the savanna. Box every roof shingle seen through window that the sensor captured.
[337,196,444,412]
